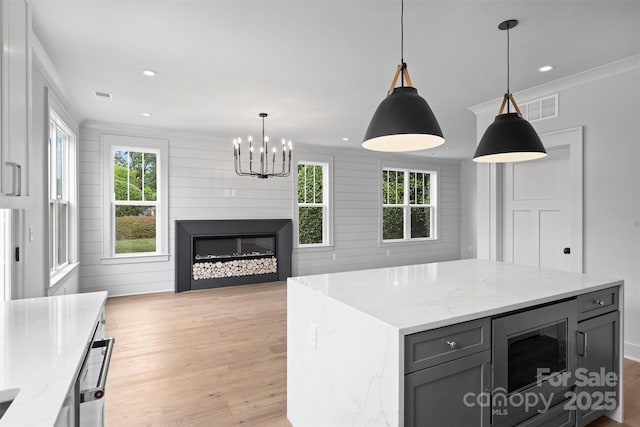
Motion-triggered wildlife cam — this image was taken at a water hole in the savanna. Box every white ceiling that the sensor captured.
[30,0,640,159]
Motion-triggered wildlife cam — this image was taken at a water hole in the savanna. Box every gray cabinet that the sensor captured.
[576,310,620,426]
[405,350,491,427]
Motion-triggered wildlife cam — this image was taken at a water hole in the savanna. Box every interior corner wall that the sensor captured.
[474,67,640,359]
[460,159,477,260]
[78,123,462,296]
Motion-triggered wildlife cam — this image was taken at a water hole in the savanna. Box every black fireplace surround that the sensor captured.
[175,219,292,292]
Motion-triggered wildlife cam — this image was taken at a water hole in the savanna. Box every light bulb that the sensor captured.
[248,136,253,142]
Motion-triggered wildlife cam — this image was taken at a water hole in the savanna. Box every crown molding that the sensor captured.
[468,54,640,116]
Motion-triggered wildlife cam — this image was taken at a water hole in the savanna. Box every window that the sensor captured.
[382,168,436,241]
[102,135,168,259]
[49,111,75,274]
[296,161,330,246]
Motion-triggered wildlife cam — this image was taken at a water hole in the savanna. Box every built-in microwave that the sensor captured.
[492,299,578,426]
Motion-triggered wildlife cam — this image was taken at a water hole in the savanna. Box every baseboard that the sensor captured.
[624,341,640,362]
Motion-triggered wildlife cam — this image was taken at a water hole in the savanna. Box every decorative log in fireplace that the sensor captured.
[175,219,292,292]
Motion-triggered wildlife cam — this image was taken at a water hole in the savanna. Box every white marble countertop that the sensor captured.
[289,259,622,334]
[0,291,107,427]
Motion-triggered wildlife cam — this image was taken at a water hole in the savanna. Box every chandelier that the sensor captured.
[233,113,292,179]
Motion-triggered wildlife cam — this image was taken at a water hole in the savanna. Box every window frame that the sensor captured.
[48,109,75,277]
[101,134,169,262]
[294,155,333,249]
[380,166,438,243]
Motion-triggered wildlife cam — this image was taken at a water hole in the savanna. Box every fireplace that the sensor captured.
[175,219,292,292]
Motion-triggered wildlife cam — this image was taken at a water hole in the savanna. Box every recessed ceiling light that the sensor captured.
[342,137,349,142]
[538,65,554,72]
[141,112,152,117]
[142,70,156,77]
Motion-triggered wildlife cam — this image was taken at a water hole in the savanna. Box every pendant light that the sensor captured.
[473,19,547,163]
[362,0,444,152]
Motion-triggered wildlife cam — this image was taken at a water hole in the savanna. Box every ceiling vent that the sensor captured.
[520,93,557,122]
[93,91,113,102]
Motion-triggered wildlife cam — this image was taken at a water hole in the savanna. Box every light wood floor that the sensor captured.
[105,281,639,427]
[105,281,289,426]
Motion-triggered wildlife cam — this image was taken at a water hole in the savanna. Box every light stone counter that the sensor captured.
[287,259,623,426]
[0,292,107,426]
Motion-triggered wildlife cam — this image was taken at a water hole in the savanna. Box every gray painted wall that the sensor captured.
[78,123,461,296]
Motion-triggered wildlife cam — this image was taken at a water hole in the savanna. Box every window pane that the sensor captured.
[304,165,315,203]
[143,153,157,201]
[57,203,68,265]
[114,151,130,201]
[297,164,305,203]
[129,152,144,201]
[313,165,323,203]
[56,133,64,199]
[298,207,323,245]
[49,202,54,271]
[115,205,157,254]
[409,172,430,205]
[411,207,431,238]
[383,207,404,240]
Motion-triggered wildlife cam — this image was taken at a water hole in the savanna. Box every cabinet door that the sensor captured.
[576,311,620,426]
[405,350,491,427]
[1,0,30,202]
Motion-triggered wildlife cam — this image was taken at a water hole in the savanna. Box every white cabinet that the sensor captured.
[0,0,31,207]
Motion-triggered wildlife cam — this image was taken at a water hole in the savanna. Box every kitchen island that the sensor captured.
[287,259,624,426]
[0,292,108,426]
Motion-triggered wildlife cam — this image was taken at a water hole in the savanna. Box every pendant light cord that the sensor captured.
[506,25,510,112]
[400,0,404,87]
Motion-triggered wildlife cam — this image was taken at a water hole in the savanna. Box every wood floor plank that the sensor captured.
[104,281,638,426]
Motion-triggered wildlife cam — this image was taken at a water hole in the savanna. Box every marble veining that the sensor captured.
[0,292,107,426]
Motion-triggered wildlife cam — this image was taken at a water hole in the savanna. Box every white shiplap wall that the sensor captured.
[79,122,461,296]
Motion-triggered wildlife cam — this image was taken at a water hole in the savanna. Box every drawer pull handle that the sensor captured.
[446,340,457,349]
[593,299,605,306]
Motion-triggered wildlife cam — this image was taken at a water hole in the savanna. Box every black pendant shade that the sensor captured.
[363,87,444,152]
[473,18,547,163]
[473,113,547,163]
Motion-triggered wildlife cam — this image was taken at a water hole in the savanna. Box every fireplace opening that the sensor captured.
[194,235,275,262]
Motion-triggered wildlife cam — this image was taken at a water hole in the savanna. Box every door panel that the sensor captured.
[512,210,534,266]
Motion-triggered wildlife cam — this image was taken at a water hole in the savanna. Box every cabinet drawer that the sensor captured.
[516,399,574,427]
[578,287,619,321]
[405,318,490,373]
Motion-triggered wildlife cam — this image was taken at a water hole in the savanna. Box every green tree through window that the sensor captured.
[297,163,327,245]
[382,168,435,240]
[113,150,158,253]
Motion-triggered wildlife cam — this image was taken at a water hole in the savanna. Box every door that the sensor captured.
[502,127,583,272]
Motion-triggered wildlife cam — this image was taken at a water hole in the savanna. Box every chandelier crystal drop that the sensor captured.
[233,113,292,179]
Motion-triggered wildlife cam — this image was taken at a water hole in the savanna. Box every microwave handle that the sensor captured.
[577,331,587,357]
[80,337,115,402]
